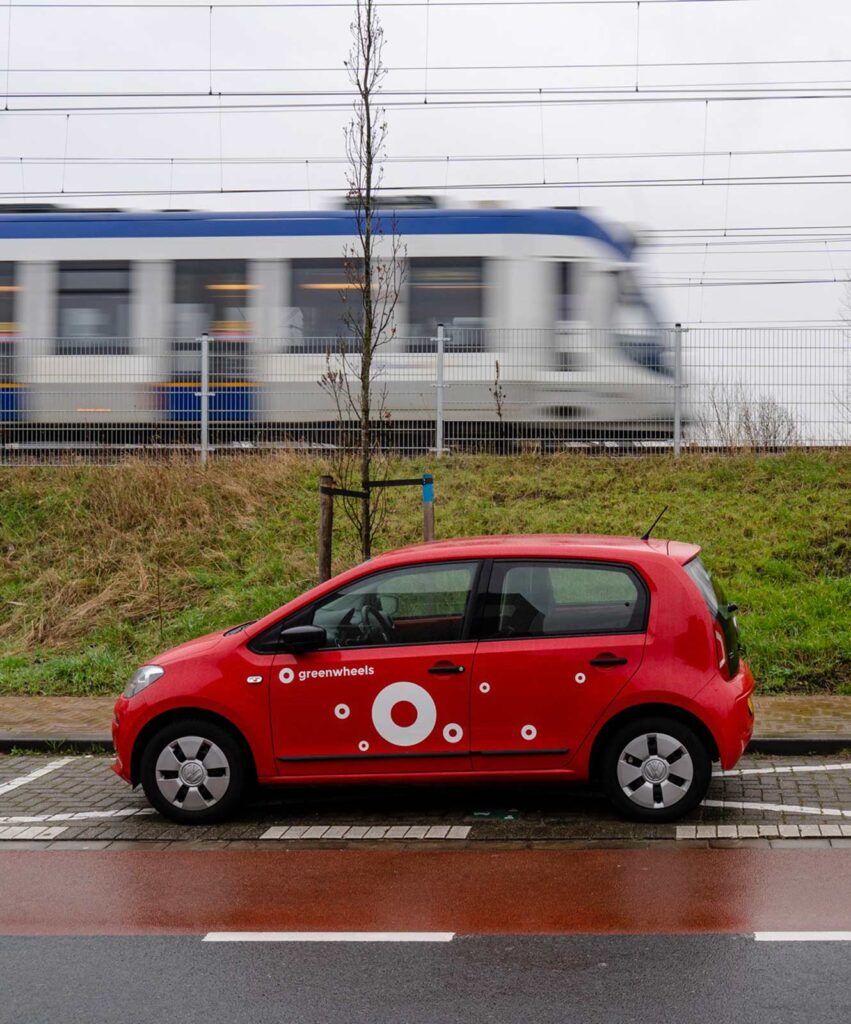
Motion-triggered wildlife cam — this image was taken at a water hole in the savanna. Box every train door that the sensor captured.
[165,260,255,432]
[0,263,20,425]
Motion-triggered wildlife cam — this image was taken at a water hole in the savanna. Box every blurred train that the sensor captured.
[0,202,675,447]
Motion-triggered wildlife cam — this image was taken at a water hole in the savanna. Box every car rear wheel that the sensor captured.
[601,716,711,822]
[140,718,247,824]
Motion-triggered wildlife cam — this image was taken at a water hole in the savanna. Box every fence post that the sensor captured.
[435,323,446,456]
[199,332,210,465]
[422,473,435,542]
[673,322,683,457]
[318,475,334,582]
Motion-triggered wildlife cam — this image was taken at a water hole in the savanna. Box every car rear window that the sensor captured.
[683,556,727,616]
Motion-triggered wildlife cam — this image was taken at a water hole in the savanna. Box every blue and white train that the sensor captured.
[0,203,674,446]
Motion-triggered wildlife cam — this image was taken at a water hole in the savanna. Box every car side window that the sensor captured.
[478,560,647,639]
[292,561,478,649]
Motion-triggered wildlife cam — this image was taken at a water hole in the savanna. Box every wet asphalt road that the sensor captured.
[2,932,850,1024]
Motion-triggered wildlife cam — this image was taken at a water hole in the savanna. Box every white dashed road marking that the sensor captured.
[754,932,851,942]
[0,758,74,797]
[259,824,471,841]
[203,932,456,943]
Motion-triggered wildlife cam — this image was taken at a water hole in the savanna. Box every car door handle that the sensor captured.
[589,654,628,667]
[428,662,465,675]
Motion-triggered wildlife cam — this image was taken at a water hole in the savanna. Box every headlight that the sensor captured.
[123,665,165,699]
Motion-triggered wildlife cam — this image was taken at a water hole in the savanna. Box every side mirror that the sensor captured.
[279,624,327,653]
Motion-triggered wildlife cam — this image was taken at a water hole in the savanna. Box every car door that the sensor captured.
[269,560,480,776]
[470,559,648,771]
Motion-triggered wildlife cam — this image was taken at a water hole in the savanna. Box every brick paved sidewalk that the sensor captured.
[1,694,849,748]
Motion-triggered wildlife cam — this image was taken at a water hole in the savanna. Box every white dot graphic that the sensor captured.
[521,724,537,741]
[358,740,370,752]
[334,703,350,720]
[371,682,437,748]
[479,682,491,694]
[278,667,294,684]
[574,672,586,685]
[443,723,463,744]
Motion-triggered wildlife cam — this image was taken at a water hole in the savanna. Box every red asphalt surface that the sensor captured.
[2,849,851,936]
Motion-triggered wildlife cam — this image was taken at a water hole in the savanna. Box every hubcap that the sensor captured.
[154,735,230,811]
[616,732,694,810]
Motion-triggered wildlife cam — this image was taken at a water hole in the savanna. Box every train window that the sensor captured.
[405,258,485,352]
[173,260,252,338]
[286,259,358,351]
[557,262,574,321]
[56,263,131,354]
[613,271,671,378]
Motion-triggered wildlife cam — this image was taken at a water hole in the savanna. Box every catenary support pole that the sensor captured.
[673,322,684,457]
[435,323,446,457]
[318,475,334,582]
[422,473,435,542]
[199,332,210,465]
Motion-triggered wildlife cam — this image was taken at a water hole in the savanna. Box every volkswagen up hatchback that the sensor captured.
[112,535,754,824]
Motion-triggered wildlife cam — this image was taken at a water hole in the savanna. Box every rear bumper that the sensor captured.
[709,660,756,769]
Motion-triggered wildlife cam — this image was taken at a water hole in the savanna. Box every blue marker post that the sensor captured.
[422,473,435,542]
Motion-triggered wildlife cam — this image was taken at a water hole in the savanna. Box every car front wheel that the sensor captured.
[140,718,247,824]
[601,716,711,822]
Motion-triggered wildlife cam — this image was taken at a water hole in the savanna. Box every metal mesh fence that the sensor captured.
[0,327,848,463]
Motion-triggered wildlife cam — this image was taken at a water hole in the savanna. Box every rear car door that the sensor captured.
[268,560,479,776]
[470,560,648,771]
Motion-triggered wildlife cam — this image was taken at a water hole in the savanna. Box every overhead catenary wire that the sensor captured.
[9,57,851,75]
[4,143,851,164]
[0,1,759,9]
[7,172,851,199]
[5,89,851,115]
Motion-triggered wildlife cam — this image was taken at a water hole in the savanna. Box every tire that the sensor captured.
[601,715,711,823]
[140,717,247,824]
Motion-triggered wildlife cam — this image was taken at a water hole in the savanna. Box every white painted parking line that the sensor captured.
[0,807,155,825]
[715,763,851,778]
[0,758,74,797]
[703,799,851,818]
[0,825,67,841]
[258,824,472,841]
[203,932,456,943]
[754,932,851,942]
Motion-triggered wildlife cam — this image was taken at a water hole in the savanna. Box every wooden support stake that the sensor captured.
[319,474,334,581]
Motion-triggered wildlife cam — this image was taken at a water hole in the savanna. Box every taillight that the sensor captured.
[714,630,727,673]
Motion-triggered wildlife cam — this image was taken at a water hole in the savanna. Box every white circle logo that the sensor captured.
[334,703,350,720]
[371,682,437,748]
[278,667,295,684]
[443,723,463,744]
[479,682,491,694]
[521,724,537,741]
[574,672,586,685]
[358,740,370,752]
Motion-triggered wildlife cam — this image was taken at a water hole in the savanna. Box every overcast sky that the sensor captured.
[2,0,851,324]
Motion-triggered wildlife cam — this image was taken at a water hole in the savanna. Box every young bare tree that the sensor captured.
[319,0,405,559]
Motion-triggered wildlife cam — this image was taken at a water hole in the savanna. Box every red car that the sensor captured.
[112,534,754,824]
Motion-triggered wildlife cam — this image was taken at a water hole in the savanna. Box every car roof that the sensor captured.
[366,534,701,568]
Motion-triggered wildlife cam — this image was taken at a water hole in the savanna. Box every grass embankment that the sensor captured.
[0,451,848,697]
